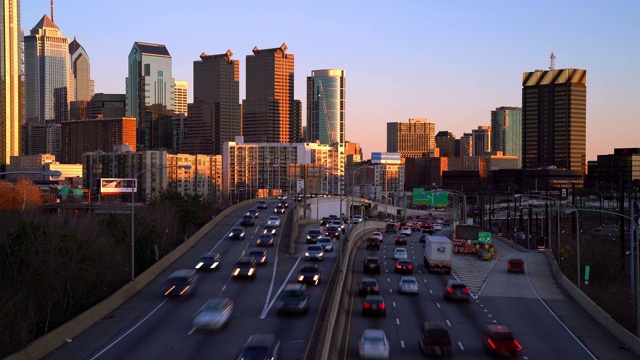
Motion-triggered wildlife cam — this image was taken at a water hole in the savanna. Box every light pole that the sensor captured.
[435,189,467,225]
[515,193,561,256]
[131,165,191,281]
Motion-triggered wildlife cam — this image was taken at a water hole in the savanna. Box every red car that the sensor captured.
[395,235,408,245]
[482,324,522,357]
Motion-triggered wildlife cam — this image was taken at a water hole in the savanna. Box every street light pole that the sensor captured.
[436,189,467,225]
[131,165,191,281]
[515,193,561,257]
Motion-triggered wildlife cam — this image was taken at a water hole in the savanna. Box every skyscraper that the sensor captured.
[522,68,586,171]
[387,118,436,159]
[1,0,21,166]
[491,106,522,165]
[243,43,300,143]
[435,131,456,157]
[174,80,188,115]
[183,50,240,155]
[69,37,94,102]
[126,42,176,150]
[471,126,491,156]
[307,69,346,145]
[24,14,73,124]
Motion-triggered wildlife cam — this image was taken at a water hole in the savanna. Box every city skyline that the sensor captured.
[20,1,640,162]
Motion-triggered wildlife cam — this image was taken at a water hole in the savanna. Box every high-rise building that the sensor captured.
[243,43,301,143]
[61,116,136,164]
[125,42,175,150]
[471,126,491,156]
[522,68,586,171]
[24,14,73,124]
[386,118,436,159]
[87,93,126,119]
[69,37,94,102]
[174,80,188,115]
[307,69,346,145]
[1,0,21,167]
[183,50,240,155]
[459,133,472,157]
[435,131,456,158]
[22,123,61,159]
[490,106,522,167]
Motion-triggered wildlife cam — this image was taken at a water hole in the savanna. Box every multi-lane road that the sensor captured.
[45,200,340,360]
[338,225,638,359]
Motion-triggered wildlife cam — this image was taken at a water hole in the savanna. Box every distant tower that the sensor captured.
[549,51,556,70]
[1,0,22,165]
[387,119,436,159]
[174,80,188,115]
[69,37,94,102]
[307,69,346,145]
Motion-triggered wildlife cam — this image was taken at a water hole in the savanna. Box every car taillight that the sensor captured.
[364,302,371,309]
[508,264,512,268]
[408,265,413,269]
[447,287,454,293]
[487,338,497,349]
[514,339,523,350]
[463,288,470,294]
[379,303,385,310]
[396,265,401,269]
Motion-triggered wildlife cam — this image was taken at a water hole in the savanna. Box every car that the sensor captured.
[363,256,381,274]
[411,223,421,232]
[508,258,525,273]
[240,215,255,226]
[237,334,281,360]
[399,227,412,236]
[433,223,443,231]
[232,257,257,279]
[320,216,333,226]
[304,244,325,261]
[358,278,380,296]
[278,199,289,208]
[297,264,322,285]
[229,226,246,240]
[370,232,384,241]
[263,225,277,236]
[481,324,523,358]
[330,220,345,233]
[324,226,341,240]
[358,329,390,359]
[398,276,419,294]
[256,200,268,209]
[385,223,397,233]
[353,215,363,223]
[192,298,233,331]
[419,321,454,356]
[163,269,198,297]
[306,229,322,244]
[419,234,427,243]
[443,220,451,227]
[195,252,222,270]
[362,294,386,316]
[443,279,470,302]
[277,195,287,200]
[273,205,285,214]
[276,283,310,314]
[393,247,408,260]
[394,259,414,274]
[366,237,381,250]
[248,247,268,265]
[247,208,259,217]
[317,236,334,252]
[256,233,275,247]
[423,224,434,234]
[266,215,281,227]
[395,235,408,245]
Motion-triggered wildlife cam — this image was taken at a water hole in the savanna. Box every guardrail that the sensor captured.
[317,221,385,360]
[7,198,257,360]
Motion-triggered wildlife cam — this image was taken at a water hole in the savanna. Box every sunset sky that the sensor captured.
[22,0,640,161]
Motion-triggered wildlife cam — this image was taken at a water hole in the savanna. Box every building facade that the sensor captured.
[167,153,222,202]
[183,50,240,155]
[69,37,94,102]
[1,0,21,167]
[24,14,73,124]
[87,93,126,119]
[435,131,456,158]
[242,43,301,143]
[61,116,136,164]
[307,69,346,145]
[22,123,61,158]
[387,118,436,159]
[471,126,491,156]
[490,106,522,162]
[174,80,188,115]
[522,68,587,172]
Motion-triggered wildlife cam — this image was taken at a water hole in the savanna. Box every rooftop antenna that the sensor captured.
[549,51,556,70]
[50,0,54,22]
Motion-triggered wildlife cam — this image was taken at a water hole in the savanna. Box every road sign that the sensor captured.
[60,186,70,195]
[585,265,590,281]
[413,188,448,206]
[477,232,491,243]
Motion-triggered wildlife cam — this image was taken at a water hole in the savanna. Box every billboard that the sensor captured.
[412,188,448,206]
[100,178,137,194]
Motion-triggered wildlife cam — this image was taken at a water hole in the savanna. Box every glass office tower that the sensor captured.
[307,69,346,145]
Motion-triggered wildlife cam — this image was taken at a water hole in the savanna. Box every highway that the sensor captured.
[338,224,637,359]
[44,199,341,360]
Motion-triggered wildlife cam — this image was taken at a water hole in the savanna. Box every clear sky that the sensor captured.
[21,0,640,162]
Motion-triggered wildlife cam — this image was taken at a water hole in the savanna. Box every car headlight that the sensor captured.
[211,262,219,268]
[248,268,255,276]
[260,256,266,262]
[233,268,240,276]
[319,252,324,256]
[195,262,204,269]
[298,275,304,281]
[313,275,319,281]
[306,235,311,239]
[305,252,310,256]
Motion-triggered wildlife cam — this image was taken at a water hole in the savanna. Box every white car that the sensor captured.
[371,232,383,241]
[317,236,334,252]
[399,227,412,236]
[432,223,442,231]
[393,247,408,260]
[398,276,419,294]
[358,329,390,359]
[266,216,281,227]
[192,298,233,330]
[353,215,363,223]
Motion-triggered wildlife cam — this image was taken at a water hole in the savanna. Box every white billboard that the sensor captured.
[100,178,137,194]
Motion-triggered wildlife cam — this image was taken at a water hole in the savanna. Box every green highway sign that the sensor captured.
[413,188,448,206]
[585,265,590,281]
[60,186,70,195]
[477,232,492,243]
[72,189,84,195]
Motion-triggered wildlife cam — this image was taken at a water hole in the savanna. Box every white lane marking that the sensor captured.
[261,256,280,317]
[387,278,391,282]
[446,320,451,326]
[389,289,393,293]
[188,327,196,335]
[396,318,400,325]
[429,289,433,294]
[260,256,302,319]
[423,279,427,283]
[393,302,396,307]
[436,303,441,309]
[458,341,464,351]
[89,298,169,359]
[221,285,226,291]
[400,340,405,348]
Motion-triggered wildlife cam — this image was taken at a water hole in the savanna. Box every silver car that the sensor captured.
[358,329,390,359]
[317,236,334,252]
[304,244,324,261]
[398,276,419,294]
[192,298,233,330]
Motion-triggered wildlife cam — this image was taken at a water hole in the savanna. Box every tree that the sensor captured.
[13,178,43,212]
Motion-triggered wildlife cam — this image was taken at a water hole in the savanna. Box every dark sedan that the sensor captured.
[229,226,246,240]
[240,215,255,226]
[195,252,221,271]
[256,233,275,247]
[297,264,322,285]
[394,259,414,274]
[232,257,257,279]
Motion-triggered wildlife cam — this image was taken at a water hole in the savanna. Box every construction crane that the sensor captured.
[317,81,338,146]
